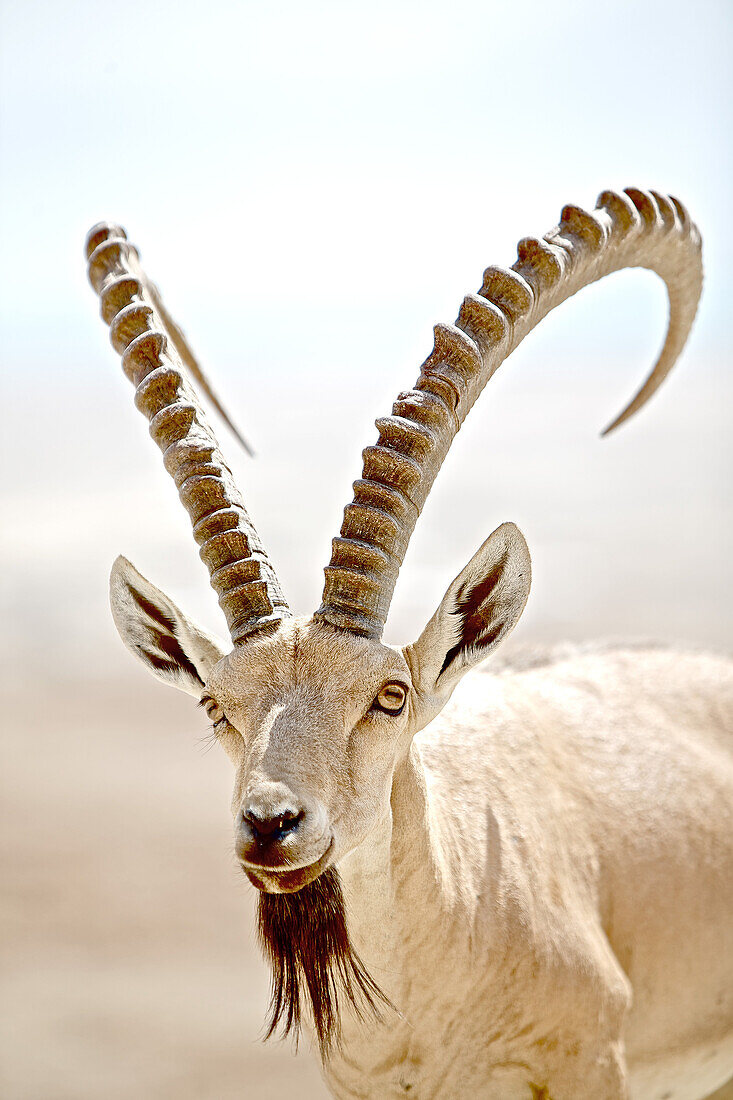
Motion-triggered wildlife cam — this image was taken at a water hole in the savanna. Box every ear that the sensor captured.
[404,523,531,725]
[109,556,229,697]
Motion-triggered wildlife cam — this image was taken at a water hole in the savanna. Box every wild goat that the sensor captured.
[86,189,732,1100]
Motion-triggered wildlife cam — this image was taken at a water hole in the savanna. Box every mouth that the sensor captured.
[241,838,335,894]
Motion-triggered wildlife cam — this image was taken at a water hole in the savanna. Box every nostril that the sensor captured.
[243,808,304,840]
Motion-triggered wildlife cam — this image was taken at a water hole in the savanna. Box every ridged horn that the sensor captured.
[86,223,290,644]
[315,188,703,638]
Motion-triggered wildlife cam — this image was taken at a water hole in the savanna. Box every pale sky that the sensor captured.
[1,0,731,682]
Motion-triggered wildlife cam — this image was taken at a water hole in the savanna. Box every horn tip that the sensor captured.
[600,408,630,437]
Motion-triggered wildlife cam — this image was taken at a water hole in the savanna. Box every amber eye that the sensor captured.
[373,682,408,716]
[200,694,226,726]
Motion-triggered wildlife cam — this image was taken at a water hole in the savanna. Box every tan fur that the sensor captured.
[111,554,733,1100]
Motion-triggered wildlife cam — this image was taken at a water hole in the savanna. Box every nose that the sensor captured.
[235,784,319,867]
[242,807,304,841]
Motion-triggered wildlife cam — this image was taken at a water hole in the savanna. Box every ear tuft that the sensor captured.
[124,578,204,684]
[439,524,531,679]
[405,523,531,725]
[110,556,228,696]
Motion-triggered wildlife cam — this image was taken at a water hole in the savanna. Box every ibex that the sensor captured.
[86,188,733,1100]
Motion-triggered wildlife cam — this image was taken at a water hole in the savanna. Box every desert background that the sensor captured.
[1,1,731,1097]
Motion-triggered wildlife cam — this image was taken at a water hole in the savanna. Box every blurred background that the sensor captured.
[1,1,730,1096]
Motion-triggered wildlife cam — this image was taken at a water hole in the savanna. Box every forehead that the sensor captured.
[207,617,410,707]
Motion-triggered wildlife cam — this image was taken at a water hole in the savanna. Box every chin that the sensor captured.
[243,839,335,894]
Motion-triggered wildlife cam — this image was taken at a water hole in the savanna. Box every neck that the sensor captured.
[337,742,438,1005]
[320,741,452,1095]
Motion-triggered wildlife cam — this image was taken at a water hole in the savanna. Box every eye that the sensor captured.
[199,694,227,727]
[372,682,408,716]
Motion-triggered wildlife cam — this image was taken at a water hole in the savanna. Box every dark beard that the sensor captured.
[256,866,392,1058]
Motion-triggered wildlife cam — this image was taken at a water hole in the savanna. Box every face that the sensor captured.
[202,616,413,894]
[110,524,530,1052]
[111,522,530,906]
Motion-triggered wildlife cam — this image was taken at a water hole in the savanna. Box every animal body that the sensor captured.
[86,188,733,1100]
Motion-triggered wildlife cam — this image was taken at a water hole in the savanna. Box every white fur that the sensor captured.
[111,527,733,1100]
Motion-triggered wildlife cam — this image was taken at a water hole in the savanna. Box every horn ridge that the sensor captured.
[315,188,703,637]
[86,222,290,643]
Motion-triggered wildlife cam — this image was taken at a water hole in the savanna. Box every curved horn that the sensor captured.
[86,223,290,644]
[315,188,703,638]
